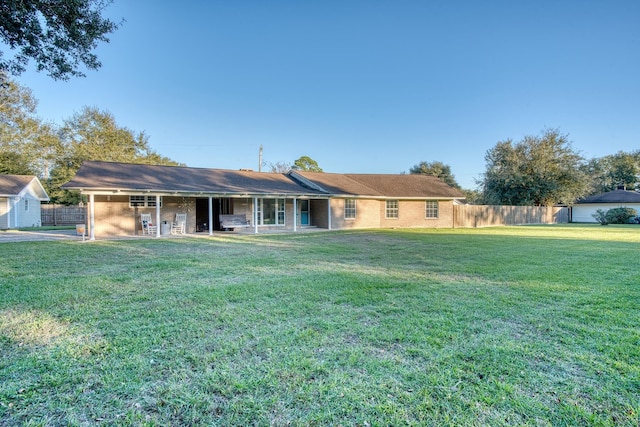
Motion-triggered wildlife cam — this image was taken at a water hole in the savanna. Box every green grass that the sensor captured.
[1,225,639,426]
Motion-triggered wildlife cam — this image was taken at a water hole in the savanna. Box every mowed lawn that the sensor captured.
[1,226,639,426]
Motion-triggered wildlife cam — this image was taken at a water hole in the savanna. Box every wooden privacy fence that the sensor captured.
[41,204,86,226]
[454,205,569,228]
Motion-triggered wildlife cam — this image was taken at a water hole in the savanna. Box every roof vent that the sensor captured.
[617,185,626,191]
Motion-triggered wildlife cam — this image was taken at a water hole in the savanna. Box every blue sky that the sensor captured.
[17,0,640,189]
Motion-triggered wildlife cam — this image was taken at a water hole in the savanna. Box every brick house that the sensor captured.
[62,161,464,239]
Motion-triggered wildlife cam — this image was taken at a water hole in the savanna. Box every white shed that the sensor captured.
[0,175,50,229]
[572,187,640,223]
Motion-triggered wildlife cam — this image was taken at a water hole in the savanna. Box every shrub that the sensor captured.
[592,209,609,225]
[605,207,638,224]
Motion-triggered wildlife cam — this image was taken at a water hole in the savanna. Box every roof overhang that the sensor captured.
[72,188,331,199]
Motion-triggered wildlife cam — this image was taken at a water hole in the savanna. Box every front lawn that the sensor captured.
[1,225,639,426]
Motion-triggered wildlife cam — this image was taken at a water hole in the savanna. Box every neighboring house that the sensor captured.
[0,175,50,229]
[62,161,465,239]
[572,186,640,223]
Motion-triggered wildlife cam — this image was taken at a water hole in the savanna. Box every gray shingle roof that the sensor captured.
[291,171,465,198]
[576,189,640,204]
[63,161,465,199]
[62,161,325,196]
[0,174,37,196]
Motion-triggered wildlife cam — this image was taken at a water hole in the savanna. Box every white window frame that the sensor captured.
[24,198,29,212]
[344,199,356,219]
[257,198,285,226]
[426,200,439,219]
[130,195,162,208]
[385,200,399,219]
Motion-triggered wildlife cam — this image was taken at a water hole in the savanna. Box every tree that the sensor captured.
[409,160,460,189]
[461,188,483,205]
[583,151,639,194]
[0,74,61,176]
[48,106,181,203]
[267,161,292,173]
[480,128,589,206]
[292,156,323,172]
[0,0,120,80]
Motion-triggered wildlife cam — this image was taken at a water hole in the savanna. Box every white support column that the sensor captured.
[12,197,18,228]
[293,198,297,232]
[253,196,259,234]
[327,198,332,230]
[89,194,96,240]
[6,199,11,228]
[208,196,213,236]
[155,195,161,238]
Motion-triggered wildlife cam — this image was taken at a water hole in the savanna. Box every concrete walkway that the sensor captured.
[0,229,82,243]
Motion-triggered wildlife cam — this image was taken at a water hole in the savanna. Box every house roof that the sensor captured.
[576,189,640,204]
[62,160,466,200]
[62,161,327,196]
[0,174,49,200]
[291,171,465,199]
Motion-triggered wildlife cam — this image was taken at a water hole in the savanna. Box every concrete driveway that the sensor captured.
[0,229,82,243]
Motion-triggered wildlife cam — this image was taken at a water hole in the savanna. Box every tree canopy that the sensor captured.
[1,77,181,204]
[0,0,120,80]
[582,151,639,193]
[48,106,181,203]
[480,129,589,206]
[409,160,460,189]
[0,73,59,176]
[267,161,292,173]
[292,156,323,172]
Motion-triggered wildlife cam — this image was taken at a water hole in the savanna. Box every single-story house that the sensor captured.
[572,186,640,222]
[0,174,50,229]
[62,160,465,239]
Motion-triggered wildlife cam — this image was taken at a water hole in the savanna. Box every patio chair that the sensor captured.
[171,213,187,235]
[140,213,157,235]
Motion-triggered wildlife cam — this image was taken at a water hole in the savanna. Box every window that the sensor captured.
[130,195,162,208]
[426,201,439,218]
[385,200,398,219]
[344,199,356,219]
[24,199,29,212]
[257,198,285,225]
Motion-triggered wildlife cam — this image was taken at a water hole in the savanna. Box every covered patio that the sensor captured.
[63,161,333,240]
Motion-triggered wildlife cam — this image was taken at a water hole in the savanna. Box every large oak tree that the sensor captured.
[480,129,589,206]
[0,0,120,80]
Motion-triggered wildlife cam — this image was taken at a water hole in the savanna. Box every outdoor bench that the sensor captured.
[219,214,251,230]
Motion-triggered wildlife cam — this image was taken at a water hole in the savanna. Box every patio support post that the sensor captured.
[293,198,297,232]
[253,196,259,234]
[155,196,161,238]
[89,194,95,240]
[208,196,213,236]
[327,198,332,230]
